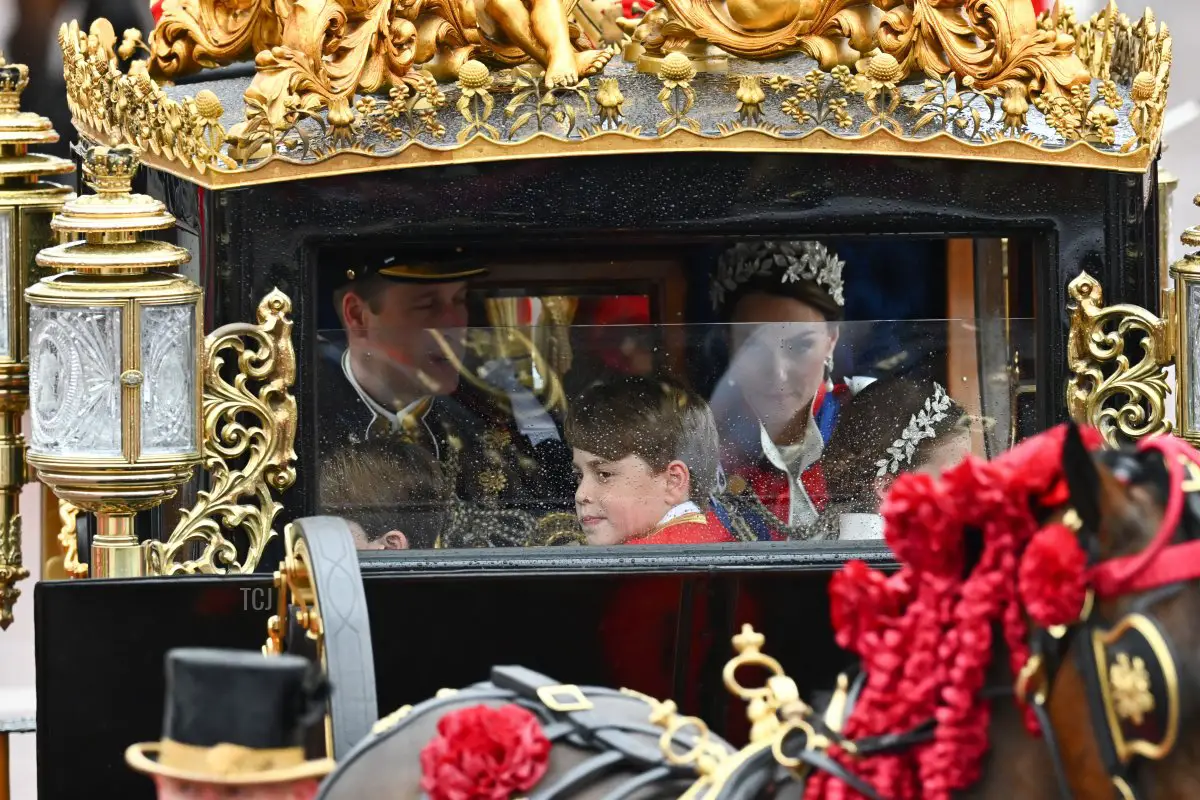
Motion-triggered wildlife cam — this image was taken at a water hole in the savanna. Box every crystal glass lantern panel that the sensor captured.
[29,304,123,457]
[140,302,197,456]
[0,209,11,360]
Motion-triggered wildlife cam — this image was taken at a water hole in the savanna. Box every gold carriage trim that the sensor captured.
[60,0,1170,188]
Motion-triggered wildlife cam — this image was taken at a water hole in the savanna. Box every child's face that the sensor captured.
[573,448,679,545]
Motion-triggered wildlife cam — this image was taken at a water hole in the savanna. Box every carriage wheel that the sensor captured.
[264,516,378,760]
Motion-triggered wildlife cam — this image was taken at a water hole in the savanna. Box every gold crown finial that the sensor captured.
[0,56,30,114]
[83,145,140,196]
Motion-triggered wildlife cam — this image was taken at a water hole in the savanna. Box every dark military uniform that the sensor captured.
[317,346,575,502]
[315,343,577,548]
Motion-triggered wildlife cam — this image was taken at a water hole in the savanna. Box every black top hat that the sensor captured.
[337,244,488,287]
[126,649,334,784]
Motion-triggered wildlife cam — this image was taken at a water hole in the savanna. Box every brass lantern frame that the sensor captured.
[0,57,74,627]
[29,146,203,578]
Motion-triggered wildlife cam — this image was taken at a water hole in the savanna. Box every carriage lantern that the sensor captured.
[28,145,201,579]
[0,58,73,626]
[1170,213,1200,448]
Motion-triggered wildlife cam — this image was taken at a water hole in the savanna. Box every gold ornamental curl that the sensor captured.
[146,289,297,575]
[1066,271,1172,447]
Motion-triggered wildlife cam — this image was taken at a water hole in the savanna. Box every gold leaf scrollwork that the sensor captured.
[877,0,1090,101]
[1109,652,1154,726]
[146,289,297,575]
[60,20,236,174]
[149,0,611,132]
[1066,271,1172,448]
[650,0,878,68]
[0,514,27,630]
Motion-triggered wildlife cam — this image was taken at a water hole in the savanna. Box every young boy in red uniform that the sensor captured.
[565,376,734,545]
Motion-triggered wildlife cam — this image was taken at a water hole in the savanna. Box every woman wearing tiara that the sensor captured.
[707,240,872,539]
[816,376,972,539]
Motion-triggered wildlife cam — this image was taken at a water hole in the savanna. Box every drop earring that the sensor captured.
[824,354,834,379]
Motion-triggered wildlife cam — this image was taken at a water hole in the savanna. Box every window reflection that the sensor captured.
[312,238,1026,554]
[316,318,1016,552]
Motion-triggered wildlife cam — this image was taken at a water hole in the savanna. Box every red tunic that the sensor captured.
[599,509,734,711]
[725,382,853,538]
[625,511,736,546]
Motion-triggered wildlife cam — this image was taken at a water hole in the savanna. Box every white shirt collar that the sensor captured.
[341,350,428,433]
[657,501,702,527]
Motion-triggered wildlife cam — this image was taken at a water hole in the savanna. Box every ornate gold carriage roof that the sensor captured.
[60,0,1170,189]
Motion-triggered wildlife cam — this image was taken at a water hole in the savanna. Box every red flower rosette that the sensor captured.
[882,471,963,577]
[1018,523,1088,627]
[830,560,900,652]
[420,704,551,800]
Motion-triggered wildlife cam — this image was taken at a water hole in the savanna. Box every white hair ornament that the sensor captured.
[710,241,845,311]
[875,382,952,477]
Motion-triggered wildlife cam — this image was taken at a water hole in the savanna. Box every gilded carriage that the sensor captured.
[0,0,1194,797]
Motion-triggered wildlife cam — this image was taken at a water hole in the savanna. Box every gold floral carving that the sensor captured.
[149,0,280,80]
[149,0,613,130]
[59,5,1171,186]
[647,0,879,67]
[656,52,700,134]
[1066,271,1171,448]
[0,515,27,630]
[145,289,297,575]
[61,20,236,173]
[1109,652,1154,726]
[876,0,1088,101]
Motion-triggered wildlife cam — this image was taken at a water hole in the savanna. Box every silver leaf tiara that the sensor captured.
[875,382,952,477]
[710,240,846,311]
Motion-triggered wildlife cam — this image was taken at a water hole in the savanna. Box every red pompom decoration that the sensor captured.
[420,704,551,800]
[996,423,1104,507]
[1018,523,1088,627]
[882,471,963,577]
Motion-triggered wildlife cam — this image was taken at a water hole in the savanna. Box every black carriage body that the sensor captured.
[35,150,1160,799]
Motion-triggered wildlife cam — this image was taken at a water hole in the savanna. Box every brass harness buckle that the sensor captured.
[537,684,594,712]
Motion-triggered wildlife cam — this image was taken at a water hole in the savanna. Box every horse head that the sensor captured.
[1036,425,1200,799]
[690,424,1200,800]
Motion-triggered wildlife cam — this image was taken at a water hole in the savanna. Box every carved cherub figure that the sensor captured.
[474,0,612,85]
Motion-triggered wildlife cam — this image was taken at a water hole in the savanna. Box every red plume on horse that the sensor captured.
[708,422,1200,800]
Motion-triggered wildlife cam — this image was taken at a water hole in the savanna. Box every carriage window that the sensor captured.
[313,237,1034,554]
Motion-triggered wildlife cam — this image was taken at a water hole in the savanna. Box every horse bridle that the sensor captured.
[765,435,1199,800]
[1017,436,1199,800]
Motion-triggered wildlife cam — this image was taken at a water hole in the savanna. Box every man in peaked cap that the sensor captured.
[126,649,332,799]
[317,246,575,545]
